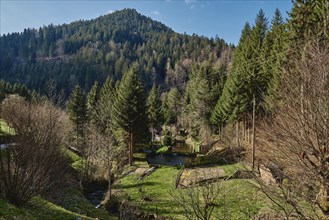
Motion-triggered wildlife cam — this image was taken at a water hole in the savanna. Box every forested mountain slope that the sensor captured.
[0,8,232,95]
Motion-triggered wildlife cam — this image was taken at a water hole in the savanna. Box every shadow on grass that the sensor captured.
[144,206,184,216]
[114,181,158,189]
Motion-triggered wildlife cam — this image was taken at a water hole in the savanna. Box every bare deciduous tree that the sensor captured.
[84,124,122,197]
[0,95,68,207]
[257,44,329,218]
[169,177,241,220]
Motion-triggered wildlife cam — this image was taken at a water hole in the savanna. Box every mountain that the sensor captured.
[0,8,232,96]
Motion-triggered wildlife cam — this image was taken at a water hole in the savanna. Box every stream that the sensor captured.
[84,180,108,207]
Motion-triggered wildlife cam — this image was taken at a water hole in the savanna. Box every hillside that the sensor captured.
[0,8,232,96]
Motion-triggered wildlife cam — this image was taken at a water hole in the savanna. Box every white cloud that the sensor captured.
[106,9,114,14]
[151,10,160,16]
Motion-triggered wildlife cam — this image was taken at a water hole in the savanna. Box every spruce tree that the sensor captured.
[87,81,100,122]
[147,84,163,146]
[67,85,88,150]
[112,65,148,165]
[164,87,180,133]
[96,77,115,133]
[211,22,252,127]
[289,0,329,51]
[185,64,213,138]
[261,9,287,112]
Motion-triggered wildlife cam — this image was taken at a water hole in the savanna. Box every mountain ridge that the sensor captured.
[0,8,232,96]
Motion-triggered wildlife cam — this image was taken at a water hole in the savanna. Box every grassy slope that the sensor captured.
[0,149,116,220]
[0,197,94,220]
[115,165,183,218]
[114,162,270,219]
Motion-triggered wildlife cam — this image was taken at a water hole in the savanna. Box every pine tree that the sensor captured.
[164,87,180,133]
[289,0,329,51]
[67,85,88,150]
[96,77,115,133]
[211,22,252,127]
[261,9,287,112]
[147,84,163,146]
[112,65,148,165]
[185,64,213,138]
[246,9,268,114]
[87,81,100,122]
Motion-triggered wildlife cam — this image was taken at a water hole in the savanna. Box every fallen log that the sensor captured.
[137,165,159,181]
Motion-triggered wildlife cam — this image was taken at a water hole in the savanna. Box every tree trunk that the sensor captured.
[151,125,154,148]
[247,121,250,144]
[242,116,246,141]
[236,121,240,148]
[129,132,134,166]
[108,166,112,198]
[252,94,256,170]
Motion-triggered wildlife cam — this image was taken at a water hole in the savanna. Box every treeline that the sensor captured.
[0,8,232,96]
[0,80,34,102]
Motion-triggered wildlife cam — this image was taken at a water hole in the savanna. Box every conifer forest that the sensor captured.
[0,1,328,219]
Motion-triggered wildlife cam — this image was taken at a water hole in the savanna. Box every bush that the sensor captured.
[162,135,172,146]
[0,95,68,207]
[105,195,121,214]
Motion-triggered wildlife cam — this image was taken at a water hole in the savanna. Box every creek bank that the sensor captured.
[83,179,109,207]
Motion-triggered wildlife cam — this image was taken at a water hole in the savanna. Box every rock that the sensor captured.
[134,168,149,175]
[259,165,277,185]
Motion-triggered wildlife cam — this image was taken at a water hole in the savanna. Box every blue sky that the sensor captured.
[0,0,293,45]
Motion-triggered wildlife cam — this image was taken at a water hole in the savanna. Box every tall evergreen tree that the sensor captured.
[147,84,163,146]
[245,9,268,114]
[289,0,329,51]
[260,9,287,112]
[211,22,252,127]
[87,81,100,122]
[185,64,213,138]
[112,65,148,165]
[96,77,115,132]
[67,85,88,150]
[163,87,180,133]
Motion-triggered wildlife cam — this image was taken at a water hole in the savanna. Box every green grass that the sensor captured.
[156,146,169,153]
[0,198,36,220]
[114,163,269,219]
[64,148,84,171]
[57,187,115,220]
[0,197,95,220]
[0,119,14,136]
[114,166,184,218]
[220,163,247,175]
